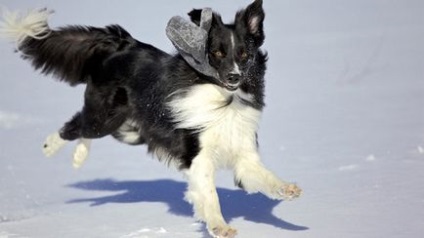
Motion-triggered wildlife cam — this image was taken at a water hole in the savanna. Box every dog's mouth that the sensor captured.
[223,82,240,91]
[208,76,240,91]
[207,72,243,91]
[216,76,243,91]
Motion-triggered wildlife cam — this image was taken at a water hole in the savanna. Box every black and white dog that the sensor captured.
[1,0,301,237]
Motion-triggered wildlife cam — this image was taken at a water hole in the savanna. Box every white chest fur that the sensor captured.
[168,84,262,168]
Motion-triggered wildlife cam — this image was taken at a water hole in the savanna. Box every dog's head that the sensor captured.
[188,0,265,91]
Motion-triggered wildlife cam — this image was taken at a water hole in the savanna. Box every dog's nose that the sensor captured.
[227,73,241,85]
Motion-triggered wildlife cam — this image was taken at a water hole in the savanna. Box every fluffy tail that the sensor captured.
[0,8,136,86]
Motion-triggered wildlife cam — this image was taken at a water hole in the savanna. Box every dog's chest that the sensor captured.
[200,104,259,162]
[169,84,261,166]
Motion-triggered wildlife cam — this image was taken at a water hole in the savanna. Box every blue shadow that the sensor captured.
[67,179,308,231]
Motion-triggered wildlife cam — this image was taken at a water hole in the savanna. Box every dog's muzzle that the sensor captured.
[223,73,241,91]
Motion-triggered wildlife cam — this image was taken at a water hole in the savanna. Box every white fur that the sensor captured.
[169,84,261,147]
[169,84,262,168]
[116,120,141,144]
[233,152,301,200]
[170,84,262,236]
[42,132,94,169]
[230,32,241,76]
[170,84,301,235]
[42,132,68,157]
[184,150,235,237]
[72,138,91,169]
[120,131,140,144]
[231,62,241,76]
[230,32,235,51]
[0,8,52,47]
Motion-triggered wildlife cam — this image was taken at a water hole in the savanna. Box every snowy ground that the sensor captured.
[1,0,424,237]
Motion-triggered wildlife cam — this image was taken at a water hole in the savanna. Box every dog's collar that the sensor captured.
[166,8,219,80]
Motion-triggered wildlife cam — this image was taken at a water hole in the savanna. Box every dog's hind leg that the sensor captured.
[43,110,105,167]
[42,110,100,167]
[72,138,91,168]
[43,85,128,167]
[184,150,237,238]
[42,111,82,157]
[59,112,92,167]
[42,131,69,157]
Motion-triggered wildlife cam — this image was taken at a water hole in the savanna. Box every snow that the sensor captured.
[418,146,424,154]
[1,0,424,237]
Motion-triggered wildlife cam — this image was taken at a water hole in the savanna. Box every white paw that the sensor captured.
[210,225,237,238]
[276,183,302,200]
[42,132,68,157]
[72,139,91,169]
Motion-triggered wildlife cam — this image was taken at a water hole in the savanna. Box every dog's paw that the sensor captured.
[210,225,237,238]
[277,183,302,200]
[72,139,91,169]
[42,132,67,157]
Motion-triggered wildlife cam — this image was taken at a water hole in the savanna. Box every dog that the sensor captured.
[1,1,301,237]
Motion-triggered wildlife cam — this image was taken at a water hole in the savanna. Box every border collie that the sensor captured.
[1,1,301,237]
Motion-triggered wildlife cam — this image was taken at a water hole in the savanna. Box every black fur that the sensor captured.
[20,25,136,86]
[18,1,267,169]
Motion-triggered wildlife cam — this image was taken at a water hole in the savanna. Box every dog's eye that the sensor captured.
[212,50,225,58]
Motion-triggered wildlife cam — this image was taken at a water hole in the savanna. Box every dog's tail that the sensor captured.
[0,8,136,86]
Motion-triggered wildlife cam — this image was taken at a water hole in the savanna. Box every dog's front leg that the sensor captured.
[234,151,302,200]
[185,150,237,238]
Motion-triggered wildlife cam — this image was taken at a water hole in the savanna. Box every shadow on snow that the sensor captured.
[67,179,308,232]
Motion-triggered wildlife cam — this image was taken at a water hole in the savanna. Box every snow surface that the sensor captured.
[1,0,424,237]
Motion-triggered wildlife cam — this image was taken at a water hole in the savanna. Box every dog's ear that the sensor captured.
[236,0,265,46]
[188,9,202,26]
[189,9,224,30]
[245,0,265,36]
[211,13,224,28]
